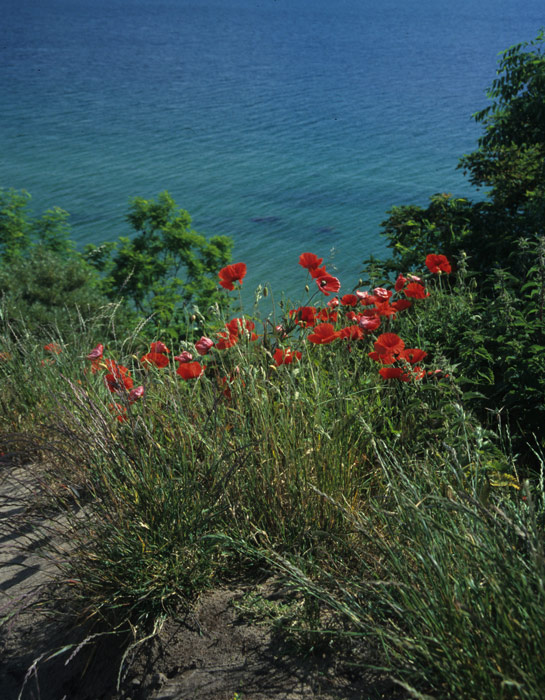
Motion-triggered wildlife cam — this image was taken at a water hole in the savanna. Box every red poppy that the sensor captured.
[340,294,360,307]
[174,350,194,363]
[309,264,328,279]
[215,329,239,350]
[150,341,170,354]
[425,254,451,274]
[108,402,127,423]
[273,347,302,365]
[404,282,429,299]
[299,252,323,271]
[176,361,205,379]
[394,274,407,292]
[391,299,412,312]
[373,301,397,318]
[368,350,396,364]
[104,359,130,376]
[44,342,62,354]
[195,336,214,355]
[378,367,406,380]
[400,348,427,364]
[357,291,377,306]
[308,323,339,344]
[338,325,365,341]
[373,287,392,302]
[226,318,259,341]
[218,262,247,290]
[141,351,169,368]
[327,297,340,308]
[358,315,381,331]
[87,344,104,361]
[315,273,341,296]
[316,308,338,324]
[105,372,134,393]
[374,333,405,356]
[128,385,145,404]
[289,306,317,328]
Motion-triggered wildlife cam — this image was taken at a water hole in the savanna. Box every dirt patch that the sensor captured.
[1,460,406,700]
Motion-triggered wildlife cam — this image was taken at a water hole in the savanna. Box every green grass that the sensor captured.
[1,265,543,699]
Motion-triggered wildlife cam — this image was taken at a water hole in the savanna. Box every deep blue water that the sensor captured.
[1,0,544,299]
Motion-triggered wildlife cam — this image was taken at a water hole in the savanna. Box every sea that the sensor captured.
[1,0,544,301]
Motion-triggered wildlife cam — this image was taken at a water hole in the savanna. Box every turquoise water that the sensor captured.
[1,0,544,298]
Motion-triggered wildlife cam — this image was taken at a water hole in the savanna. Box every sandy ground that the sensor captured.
[0,458,405,700]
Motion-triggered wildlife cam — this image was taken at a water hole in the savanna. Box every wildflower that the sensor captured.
[340,294,360,307]
[150,341,170,354]
[374,301,398,318]
[105,372,134,393]
[316,308,338,324]
[86,344,104,361]
[315,273,341,296]
[358,315,381,331]
[338,325,365,341]
[273,348,302,365]
[373,287,392,302]
[368,350,396,364]
[357,291,377,305]
[195,336,214,356]
[176,361,205,379]
[374,333,405,357]
[400,348,427,364]
[299,252,323,271]
[44,342,62,354]
[391,299,412,312]
[128,385,144,404]
[0,352,12,362]
[394,274,407,292]
[308,323,339,344]
[140,351,169,368]
[378,367,406,380]
[404,282,429,299]
[218,262,247,290]
[108,402,127,423]
[425,253,451,274]
[174,350,193,363]
[290,306,317,328]
[327,297,340,309]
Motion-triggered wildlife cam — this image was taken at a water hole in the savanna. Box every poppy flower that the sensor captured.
[195,336,214,355]
[338,325,364,341]
[44,342,62,354]
[176,361,205,380]
[273,347,302,365]
[174,351,194,363]
[357,291,377,306]
[150,341,170,354]
[400,348,427,364]
[218,262,247,290]
[290,306,317,328]
[358,315,381,331]
[128,385,145,404]
[308,323,339,344]
[105,372,134,393]
[378,367,406,380]
[425,254,451,274]
[374,301,398,318]
[316,308,338,324]
[108,402,127,423]
[368,350,396,364]
[394,274,407,292]
[226,318,258,340]
[340,294,360,307]
[309,264,328,279]
[215,329,239,350]
[315,273,341,296]
[374,333,405,356]
[140,351,169,368]
[87,344,104,361]
[404,282,429,299]
[391,299,412,312]
[373,287,392,302]
[299,252,323,271]
[327,297,340,309]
